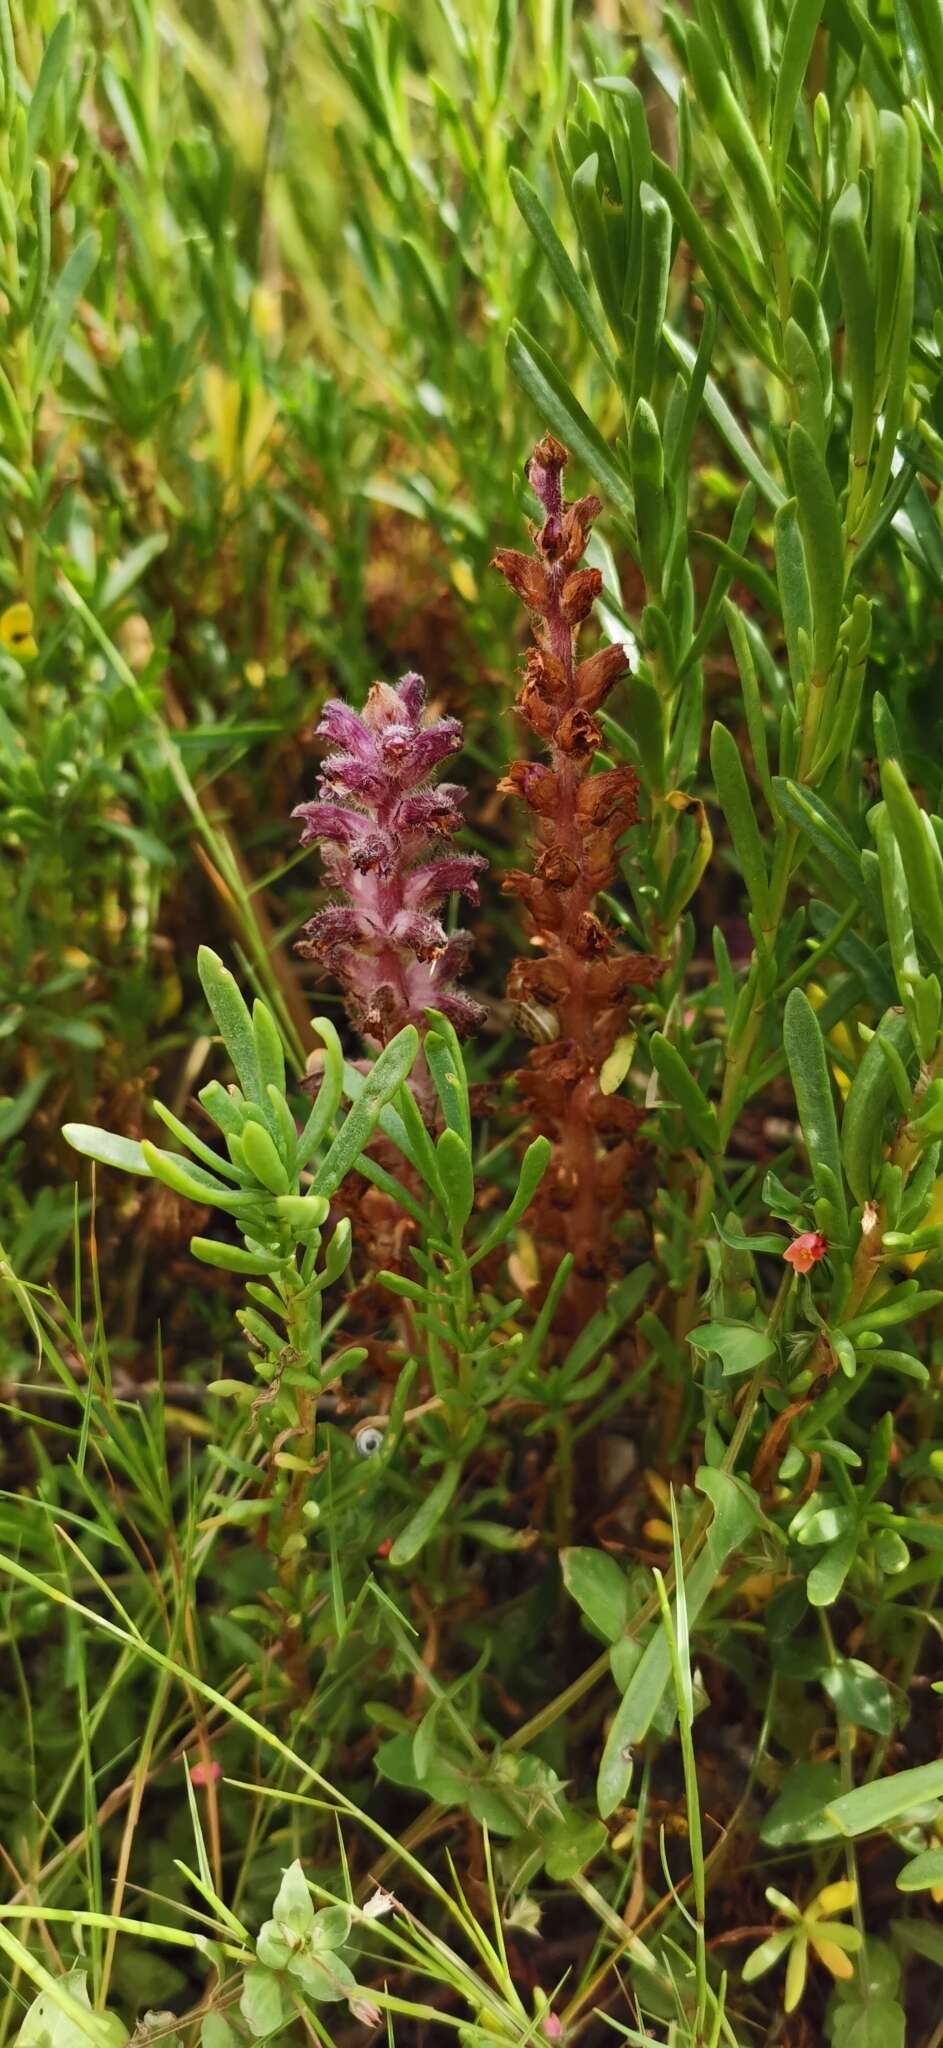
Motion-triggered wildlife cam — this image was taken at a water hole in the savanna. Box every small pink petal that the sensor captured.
[783,1231,828,1274]
[190,1759,221,1787]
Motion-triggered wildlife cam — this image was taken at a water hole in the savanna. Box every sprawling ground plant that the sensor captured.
[4,3,943,2047]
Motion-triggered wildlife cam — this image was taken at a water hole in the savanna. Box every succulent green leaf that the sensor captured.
[312,1026,419,1197]
[63,1124,151,1177]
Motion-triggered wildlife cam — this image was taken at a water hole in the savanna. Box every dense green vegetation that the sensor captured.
[4,2,943,2044]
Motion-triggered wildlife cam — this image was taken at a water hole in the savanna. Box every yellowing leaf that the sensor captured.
[813,1879,857,1916]
[450,560,478,603]
[202,369,279,499]
[810,1936,855,1979]
[645,1467,671,1511]
[600,1031,636,1095]
[0,600,38,661]
[509,1230,539,1292]
[808,980,853,1098]
[250,283,282,343]
[904,1178,943,1271]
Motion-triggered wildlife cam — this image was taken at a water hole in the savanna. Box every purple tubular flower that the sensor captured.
[293,674,486,1045]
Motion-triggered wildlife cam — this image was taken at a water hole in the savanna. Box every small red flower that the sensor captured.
[190,1758,221,1787]
[376,1537,393,1558]
[783,1232,828,1275]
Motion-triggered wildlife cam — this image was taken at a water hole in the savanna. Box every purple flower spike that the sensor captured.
[293,675,486,1045]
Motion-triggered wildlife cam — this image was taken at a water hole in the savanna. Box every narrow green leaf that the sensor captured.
[63,1123,151,1177]
[473,1137,551,1262]
[391,1074,446,1201]
[665,327,786,509]
[618,674,664,792]
[773,778,864,899]
[830,185,876,465]
[630,398,666,590]
[389,1461,461,1567]
[720,0,771,112]
[903,0,943,107]
[26,13,72,156]
[312,1026,419,1197]
[775,497,813,688]
[783,988,848,1231]
[198,1080,245,1139]
[724,599,773,806]
[556,1267,654,1391]
[788,422,844,678]
[424,1009,472,1148]
[252,1000,287,1101]
[651,1032,720,1153]
[571,152,624,341]
[742,1929,793,1981]
[710,720,770,923]
[881,757,943,962]
[632,181,671,405]
[693,532,780,621]
[435,1127,474,1232]
[712,1215,787,1253]
[791,277,833,421]
[760,1763,842,1845]
[296,1017,345,1171]
[874,808,934,1057]
[240,1121,290,1196]
[509,167,618,376]
[841,1009,913,1205]
[507,324,634,522]
[843,1287,943,1333]
[864,232,914,524]
[597,1469,758,1815]
[150,1097,246,1184]
[424,1030,469,1147]
[190,1238,279,1277]
[785,317,826,450]
[771,0,826,189]
[650,157,772,364]
[873,112,910,380]
[140,1141,261,1214]
[198,948,261,1103]
[23,161,51,324]
[34,231,99,389]
[0,0,14,120]
[685,23,779,245]
[827,1760,943,1836]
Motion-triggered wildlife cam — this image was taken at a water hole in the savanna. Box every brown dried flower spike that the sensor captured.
[493,437,660,1306]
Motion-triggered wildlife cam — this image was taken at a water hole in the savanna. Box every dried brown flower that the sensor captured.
[491,437,660,1310]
